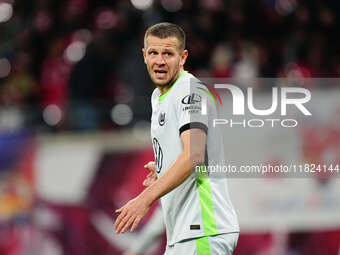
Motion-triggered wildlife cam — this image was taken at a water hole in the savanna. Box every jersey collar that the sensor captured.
[158,71,187,102]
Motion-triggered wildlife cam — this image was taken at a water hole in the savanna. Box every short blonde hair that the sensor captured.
[144,22,186,52]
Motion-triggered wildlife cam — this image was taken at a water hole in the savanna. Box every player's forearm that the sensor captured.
[140,151,203,206]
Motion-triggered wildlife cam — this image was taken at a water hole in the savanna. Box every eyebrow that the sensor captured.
[147,47,175,52]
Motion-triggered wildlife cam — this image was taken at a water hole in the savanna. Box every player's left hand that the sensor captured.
[114,196,150,234]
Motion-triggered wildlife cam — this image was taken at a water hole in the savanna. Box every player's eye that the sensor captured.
[149,51,157,55]
[164,52,172,56]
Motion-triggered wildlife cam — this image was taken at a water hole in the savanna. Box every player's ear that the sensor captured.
[142,48,147,64]
[180,49,188,67]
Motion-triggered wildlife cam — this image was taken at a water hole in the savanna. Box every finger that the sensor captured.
[116,213,131,234]
[150,173,157,181]
[144,161,153,168]
[145,161,156,171]
[146,174,158,186]
[143,171,157,186]
[114,209,127,230]
[145,172,156,181]
[143,178,151,187]
[121,215,136,233]
[130,217,141,232]
[144,174,157,186]
[115,207,123,213]
[144,179,153,187]
[149,162,156,171]
[115,210,128,230]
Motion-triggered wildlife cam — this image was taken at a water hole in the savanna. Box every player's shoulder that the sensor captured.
[175,72,216,107]
[174,72,209,99]
[174,72,206,93]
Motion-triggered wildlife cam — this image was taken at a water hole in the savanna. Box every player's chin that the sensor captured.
[152,78,169,86]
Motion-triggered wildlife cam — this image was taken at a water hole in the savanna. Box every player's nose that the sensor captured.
[155,54,166,65]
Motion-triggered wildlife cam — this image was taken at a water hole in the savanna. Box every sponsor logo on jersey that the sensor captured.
[181,93,201,104]
[158,112,166,126]
[182,105,201,113]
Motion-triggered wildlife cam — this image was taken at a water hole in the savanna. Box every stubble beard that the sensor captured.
[150,66,181,89]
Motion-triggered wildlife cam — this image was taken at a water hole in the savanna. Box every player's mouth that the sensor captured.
[154,69,168,79]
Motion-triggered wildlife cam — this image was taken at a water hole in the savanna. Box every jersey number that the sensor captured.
[152,138,163,173]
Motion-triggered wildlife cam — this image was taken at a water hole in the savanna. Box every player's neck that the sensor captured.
[158,68,184,95]
[158,85,171,95]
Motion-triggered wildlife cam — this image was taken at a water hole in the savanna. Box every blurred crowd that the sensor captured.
[0,0,340,131]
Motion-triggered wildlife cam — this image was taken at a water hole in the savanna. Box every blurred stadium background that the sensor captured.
[0,0,340,254]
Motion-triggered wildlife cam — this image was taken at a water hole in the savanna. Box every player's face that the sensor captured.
[143,36,188,87]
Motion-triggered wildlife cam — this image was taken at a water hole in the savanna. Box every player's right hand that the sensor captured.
[143,161,157,187]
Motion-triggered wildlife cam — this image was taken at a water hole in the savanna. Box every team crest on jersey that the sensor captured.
[158,112,166,126]
[181,93,201,104]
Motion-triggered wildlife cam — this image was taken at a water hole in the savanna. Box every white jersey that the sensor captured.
[151,71,239,245]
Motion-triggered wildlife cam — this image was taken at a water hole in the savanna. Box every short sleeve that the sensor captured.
[176,79,212,135]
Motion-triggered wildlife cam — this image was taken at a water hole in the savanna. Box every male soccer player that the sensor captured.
[114,22,239,254]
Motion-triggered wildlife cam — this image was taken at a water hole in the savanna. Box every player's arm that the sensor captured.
[114,128,206,234]
[142,128,206,201]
